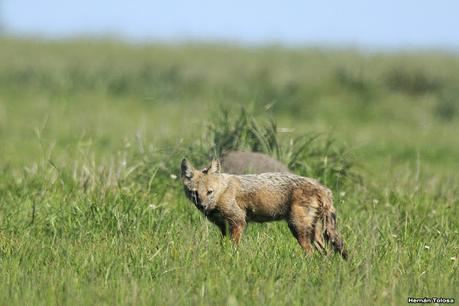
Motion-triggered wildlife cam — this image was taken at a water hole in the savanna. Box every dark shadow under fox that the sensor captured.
[181,158,348,260]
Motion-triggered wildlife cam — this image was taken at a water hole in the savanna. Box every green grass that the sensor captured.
[0,37,458,305]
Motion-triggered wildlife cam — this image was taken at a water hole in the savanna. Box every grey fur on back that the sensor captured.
[229,172,320,194]
[220,151,290,174]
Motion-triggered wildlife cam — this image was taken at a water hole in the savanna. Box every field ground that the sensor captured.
[0,37,458,305]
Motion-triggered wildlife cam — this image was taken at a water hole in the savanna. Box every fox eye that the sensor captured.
[207,189,214,195]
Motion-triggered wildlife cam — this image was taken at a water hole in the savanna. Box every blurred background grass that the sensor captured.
[1,37,459,174]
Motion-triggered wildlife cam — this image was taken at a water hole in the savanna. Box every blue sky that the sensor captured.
[2,0,459,49]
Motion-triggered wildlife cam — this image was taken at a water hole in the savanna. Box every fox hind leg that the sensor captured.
[288,223,314,255]
[288,204,315,255]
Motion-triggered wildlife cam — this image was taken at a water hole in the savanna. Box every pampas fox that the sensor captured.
[181,158,348,259]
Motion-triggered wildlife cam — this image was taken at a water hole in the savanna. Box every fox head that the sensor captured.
[181,158,224,213]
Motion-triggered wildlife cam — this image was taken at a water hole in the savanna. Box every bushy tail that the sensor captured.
[324,211,348,260]
[321,192,349,260]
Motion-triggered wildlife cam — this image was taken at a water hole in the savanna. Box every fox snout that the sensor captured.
[200,203,212,213]
[186,188,212,211]
[196,198,212,212]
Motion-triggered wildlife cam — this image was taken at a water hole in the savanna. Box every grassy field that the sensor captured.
[0,37,458,305]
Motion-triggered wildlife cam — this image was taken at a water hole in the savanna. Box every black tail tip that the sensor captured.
[341,249,349,260]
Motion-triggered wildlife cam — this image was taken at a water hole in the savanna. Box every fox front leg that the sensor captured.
[206,213,228,237]
[215,220,228,237]
[229,221,246,245]
[218,200,246,245]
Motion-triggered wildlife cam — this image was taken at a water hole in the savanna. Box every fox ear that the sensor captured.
[181,159,195,179]
[207,159,221,174]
